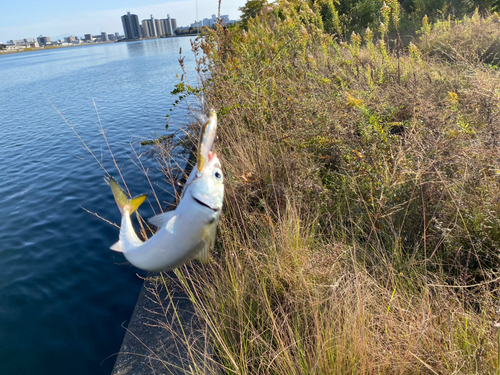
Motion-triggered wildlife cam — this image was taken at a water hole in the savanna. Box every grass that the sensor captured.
[141,2,500,373]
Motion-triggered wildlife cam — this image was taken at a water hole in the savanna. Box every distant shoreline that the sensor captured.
[0,41,114,55]
[0,34,200,56]
[116,34,201,42]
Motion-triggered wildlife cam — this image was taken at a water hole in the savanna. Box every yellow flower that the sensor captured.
[352,149,363,158]
[447,91,458,103]
[346,93,364,108]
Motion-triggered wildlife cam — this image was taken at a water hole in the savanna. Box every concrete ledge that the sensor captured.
[111,272,211,374]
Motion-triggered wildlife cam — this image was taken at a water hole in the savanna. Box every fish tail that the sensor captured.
[109,177,147,253]
[109,176,147,216]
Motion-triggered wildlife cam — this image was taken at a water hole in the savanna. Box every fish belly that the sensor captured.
[123,214,208,272]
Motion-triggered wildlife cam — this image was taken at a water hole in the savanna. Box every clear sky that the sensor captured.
[0,0,248,42]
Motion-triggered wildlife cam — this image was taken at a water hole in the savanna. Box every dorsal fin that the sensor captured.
[148,210,175,228]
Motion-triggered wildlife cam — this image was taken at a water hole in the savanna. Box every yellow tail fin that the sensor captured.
[109,176,147,215]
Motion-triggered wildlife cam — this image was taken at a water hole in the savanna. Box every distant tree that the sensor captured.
[314,0,342,35]
[239,0,268,29]
[0,44,4,50]
[334,0,382,35]
[404,0,500,19]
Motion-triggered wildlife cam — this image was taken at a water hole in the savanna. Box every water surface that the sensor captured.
[0,38,196,374]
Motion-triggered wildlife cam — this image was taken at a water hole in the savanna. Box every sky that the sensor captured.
[0,0,248,42]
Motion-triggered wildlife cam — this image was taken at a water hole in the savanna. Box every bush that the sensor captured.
[149,2,500,373]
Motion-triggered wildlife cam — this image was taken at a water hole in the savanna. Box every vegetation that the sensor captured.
[146,1,500,373]
[176,27,204,35]
[240,0,269,28]
[418,10,500,66]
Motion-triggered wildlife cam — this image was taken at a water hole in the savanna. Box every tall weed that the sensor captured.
[147,2,500,373]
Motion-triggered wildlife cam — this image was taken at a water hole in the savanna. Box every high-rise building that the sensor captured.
[194,14,230,28]
[84,34,93,42]
[37,36,51,45]
[121,12,141,40]
[149,15,157,36]
[64,36,78,43]
[160,19,169,36]
[101,32,109,42]
[141,20,150,37]
[141,15,159,37]
[161,14,176,36]
[155,19,164,36]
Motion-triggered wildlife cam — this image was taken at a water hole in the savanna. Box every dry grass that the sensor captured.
[418,11,500,66]
[145,2,500,373]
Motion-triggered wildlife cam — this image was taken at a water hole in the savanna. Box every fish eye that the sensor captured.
[214,168,223,181]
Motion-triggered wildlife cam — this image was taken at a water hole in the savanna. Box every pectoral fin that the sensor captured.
[148,210,176,228]
[194,220,218,264]
[194,242,211,263]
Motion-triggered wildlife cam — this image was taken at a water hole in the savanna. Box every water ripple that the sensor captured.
[0,37,194,375]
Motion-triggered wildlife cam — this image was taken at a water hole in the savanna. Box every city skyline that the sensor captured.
[0,0,247,42]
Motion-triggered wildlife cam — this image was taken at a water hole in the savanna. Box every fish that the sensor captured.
[109,110,224,272]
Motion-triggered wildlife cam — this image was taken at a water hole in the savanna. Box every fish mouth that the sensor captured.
[192,195,219,212]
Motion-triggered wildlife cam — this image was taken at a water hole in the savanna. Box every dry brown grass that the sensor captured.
[146,2,500,373]
[418,11,500,66]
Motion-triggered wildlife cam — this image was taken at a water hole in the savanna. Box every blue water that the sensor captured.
[0,38,196,374]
